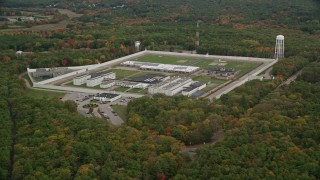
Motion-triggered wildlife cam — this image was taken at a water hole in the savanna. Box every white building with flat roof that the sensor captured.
[101,72,116,79]
[148,77,193,96]
[121,61,199,73]
[73,74,91,85]
[116,81,150,89]
[87,76,104,87]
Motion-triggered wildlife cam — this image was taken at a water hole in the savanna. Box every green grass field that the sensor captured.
[192,76,227,84]
[114,86,130,92]
[202,86,215,93]
[136,55,196,65]
[26,89,65,99]
[111,105,127,121]
[127,88,148,94]
[129,71,164,78]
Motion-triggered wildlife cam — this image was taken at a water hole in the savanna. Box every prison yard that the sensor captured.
[68,55,258,96]
[136,54,261,75]
[27,51,270,99]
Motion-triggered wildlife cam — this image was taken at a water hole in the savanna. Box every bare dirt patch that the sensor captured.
[209,62,218,66]
[177,60,187,63]
[0,9,82,31]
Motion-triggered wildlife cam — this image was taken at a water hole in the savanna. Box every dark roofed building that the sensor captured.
[190,90,206,98]
[93,93,121,102]
[127,74,169,84]
[182,82,206,96]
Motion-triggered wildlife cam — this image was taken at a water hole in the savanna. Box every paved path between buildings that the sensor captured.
[99,105,124,126]
[280,70,302,87]
[262,67,273,80]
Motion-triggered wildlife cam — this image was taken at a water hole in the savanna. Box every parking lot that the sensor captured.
[62,92,135,126]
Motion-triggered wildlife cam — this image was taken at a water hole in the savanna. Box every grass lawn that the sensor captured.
[129,71,164,78]
[136,55,197,65]
[112,105,127,121]
[202,86,215,93]
[127,88,148,94]
[192,76,227,84]
[193,59,260,72]
[103,69,140,79]
[114,86,130,92]
[26,89,65,99]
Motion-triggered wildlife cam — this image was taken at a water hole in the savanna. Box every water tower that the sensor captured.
[135,41,141,51]
[275,35,284,59]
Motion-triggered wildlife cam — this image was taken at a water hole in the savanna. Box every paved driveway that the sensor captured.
[99,105,124,126]
[62,92,125,126]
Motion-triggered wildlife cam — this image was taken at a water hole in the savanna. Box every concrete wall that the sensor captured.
[28,50,277,100]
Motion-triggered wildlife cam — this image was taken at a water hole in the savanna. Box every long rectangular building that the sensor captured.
[148,77,193,96]
[87,76,104,87]
[73,74,91,85]
[121,61,199,73]
[100,80,115,89]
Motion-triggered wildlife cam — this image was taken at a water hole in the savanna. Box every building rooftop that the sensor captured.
[163,78,191,90]
[88,75,103,81]
[150,77,180,88]
[183,82,206,92]
[118,81,140,86]
[36,68,51,72]
[122,61,199,73]
[91,71,114,78]
[127,74,167,84]
[190,90,205,98]
[74,74,90,79]
[101,80,114,85]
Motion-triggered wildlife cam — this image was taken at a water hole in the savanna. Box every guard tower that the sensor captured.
[135,41,141,51]
[195,21,200,47]
[275,35,284,59]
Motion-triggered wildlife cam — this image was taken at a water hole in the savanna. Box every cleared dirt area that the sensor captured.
[0,9,82,31]
[57,9,83,18]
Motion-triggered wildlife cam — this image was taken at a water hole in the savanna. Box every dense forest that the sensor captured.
[0,62,188,179]
[127,95,220,145]
[0,0,320,179]
[175,81,320,179]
